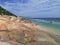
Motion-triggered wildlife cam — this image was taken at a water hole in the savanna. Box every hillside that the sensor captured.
[0,15,60,45]
[0,6,16,16]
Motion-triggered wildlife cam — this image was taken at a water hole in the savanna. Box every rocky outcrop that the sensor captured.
[0,15,60,45]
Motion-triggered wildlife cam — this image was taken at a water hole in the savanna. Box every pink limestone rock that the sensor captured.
[0,15,60,45]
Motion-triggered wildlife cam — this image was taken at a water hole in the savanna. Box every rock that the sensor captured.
[8,30,25,44]
[26,41,57,45]
[0,40,13,45]
[0,15,59,45]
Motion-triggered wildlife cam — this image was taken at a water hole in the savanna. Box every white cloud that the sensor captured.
[0,0,60,17]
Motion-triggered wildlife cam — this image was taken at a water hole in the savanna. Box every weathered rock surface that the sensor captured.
[0,15,60,45]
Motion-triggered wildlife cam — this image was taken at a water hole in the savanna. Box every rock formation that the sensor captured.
[0,15,60,45]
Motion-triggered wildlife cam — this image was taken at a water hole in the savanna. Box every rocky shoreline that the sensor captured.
[0,15,60,45]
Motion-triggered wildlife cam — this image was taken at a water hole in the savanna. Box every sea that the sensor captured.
[28,18,60,34]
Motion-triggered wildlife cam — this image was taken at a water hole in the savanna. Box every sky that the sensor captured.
[0,0,60,18]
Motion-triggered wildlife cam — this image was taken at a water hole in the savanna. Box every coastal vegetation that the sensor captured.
[0,6,16,16]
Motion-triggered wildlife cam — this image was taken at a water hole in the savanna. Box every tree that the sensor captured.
[0,6,17,16]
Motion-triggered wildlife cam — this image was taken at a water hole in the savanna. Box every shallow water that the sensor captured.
[29,19,60,34]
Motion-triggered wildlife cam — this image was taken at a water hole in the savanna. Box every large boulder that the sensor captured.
[0,15,60,45]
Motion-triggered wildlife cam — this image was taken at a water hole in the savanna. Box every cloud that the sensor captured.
[0,0,60,17]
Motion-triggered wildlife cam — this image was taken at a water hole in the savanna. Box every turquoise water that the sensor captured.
[29,19,60,34]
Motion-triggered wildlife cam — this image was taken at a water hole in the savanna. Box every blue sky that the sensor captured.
[0,0,60,18]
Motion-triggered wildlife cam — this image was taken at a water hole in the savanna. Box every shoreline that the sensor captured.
[37,24,60,35]
[29,19,60,35]
[28,21,60,35]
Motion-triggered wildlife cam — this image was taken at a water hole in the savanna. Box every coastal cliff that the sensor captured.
[0,15,60,45]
